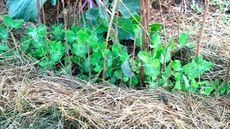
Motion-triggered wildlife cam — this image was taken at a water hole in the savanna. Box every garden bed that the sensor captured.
[0,64,229,128]
[0,0,230,128]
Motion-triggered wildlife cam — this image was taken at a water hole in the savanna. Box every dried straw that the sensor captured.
[0,64,229,129]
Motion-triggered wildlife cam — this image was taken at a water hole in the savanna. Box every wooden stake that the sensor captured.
[140,0,149,87]
[195,0,209,57]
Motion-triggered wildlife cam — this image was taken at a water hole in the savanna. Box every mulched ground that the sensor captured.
[0,64,229,129]
[0,1,229,128]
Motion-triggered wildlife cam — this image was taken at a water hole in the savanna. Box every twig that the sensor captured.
[62,0,72,76]
[102,0,119,82]
[195,0,209,57]
[56,0,60,24]
[42,7,50,69]
[140,0,149,87]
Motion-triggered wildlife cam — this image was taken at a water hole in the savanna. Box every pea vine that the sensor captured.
[0,14,229,96]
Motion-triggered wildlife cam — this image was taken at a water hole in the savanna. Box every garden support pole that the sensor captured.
[195,0,209,57]
[140,0,150,87]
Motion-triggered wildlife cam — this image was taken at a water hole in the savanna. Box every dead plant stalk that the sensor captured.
[102,0,119,82]
[195,0,209,57]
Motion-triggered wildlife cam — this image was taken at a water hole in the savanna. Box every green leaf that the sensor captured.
[0,25,9,41]
[200,87,213,95]
[49,41,65,63]
[122,76,129,82]
[117,0,140,18]
[175,81,182,90]
[76,29,89,43]
[150,32,161,48]
[0,43,9,52]
[138,51,148,63]
[182,75,190,90]
[149,23,161,32]
[162,64,172,81]
[94,65,102,72]
[90,51,103,66]
[97,1,108,20]
[14,19,24,29]
[3,16,14,28]
[121,60,135,77]
[35,47,46,57]
[182,56,212,78]
[120,50,129,62]
[171,60,182,71]
[106,52,113,67]
[3,16,24,29]
[149,81,158,89]
[66,30,76,42]
[88,34,98,48]
[174,72,182,81]
[114,17,135,40]
[85,8,99,20]
[190,78,199,89]
[113,70,122,79]
[130,76,138,88]
[26,25,46,48]
[72,43,87,57]
[133,24,142,47]
[112,44,129,62]
[144,59,161,79]
[39,58,50,69]
[178,32,188,45]
[51,24,64,41]
[159,48,171,64]
[112,44,120,55]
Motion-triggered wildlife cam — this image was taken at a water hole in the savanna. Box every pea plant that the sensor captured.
[0,13,229,96]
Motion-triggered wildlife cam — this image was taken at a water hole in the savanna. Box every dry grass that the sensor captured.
[0,1,230,128]
[150,0,230,80]
[0,0,7,15]
[0,63,229,129]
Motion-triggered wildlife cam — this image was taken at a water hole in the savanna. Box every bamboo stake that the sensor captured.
[102,0,119,82]
[41,7,50,69]
[62,0,72,76]
[195,0,209,57]
[140,0,149,87]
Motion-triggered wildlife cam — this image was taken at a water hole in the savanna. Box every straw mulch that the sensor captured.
[150,0,230,80]
[0,64,229,129]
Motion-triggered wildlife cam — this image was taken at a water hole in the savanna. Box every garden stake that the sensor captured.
[102,0,119,82]
[62,0,72,76]
[195,0,209,57]
[140,0,150,87]
[56,0,60,24]
[42,6,50,69]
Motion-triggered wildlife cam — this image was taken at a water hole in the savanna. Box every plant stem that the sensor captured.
[195,0,209,57]
[42,7,50,69]
[62,0,72,76]
[102,0,119,82]
[140,0,150,87]
[56,0,60,24]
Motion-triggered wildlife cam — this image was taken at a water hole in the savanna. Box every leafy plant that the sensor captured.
[210,0,230,11]
[191,0,203,14]
[1,14,228,96]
